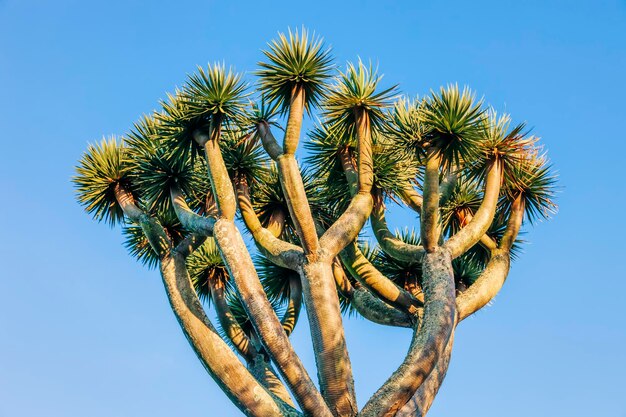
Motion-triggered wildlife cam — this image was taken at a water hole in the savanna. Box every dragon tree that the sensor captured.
[74,29,557,417]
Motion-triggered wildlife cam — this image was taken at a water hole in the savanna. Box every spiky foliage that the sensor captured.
[257,28,333,114]
[220,130,270,185]
[324,61,397,133]
[440,178,483,237]
[130,145,206,215]
[472,110,537,180]
[306,123,419,216]
[256,255,300,304]
[74,29,558,417]
[74,137,134,226]
[182,63,247,122]
[422,84,484,170]
[155,92,207,164]
[123,212,186,269]
[372,229,423,289]
[385,96,428,160]
[452,255,483,288]
[186,238,230,303]
[501,153,558,223]
[240,99,282,130]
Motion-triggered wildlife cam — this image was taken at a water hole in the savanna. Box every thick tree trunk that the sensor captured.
[359,248,456,417]
[395,334,454,417]
[159,254,284,416]
[298,261,358,417]
[213,219,332,417]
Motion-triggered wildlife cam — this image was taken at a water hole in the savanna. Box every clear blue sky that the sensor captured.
[1,1,625,416]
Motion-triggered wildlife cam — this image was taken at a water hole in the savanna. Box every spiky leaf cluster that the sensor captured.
[501,153,557,223]
[123,212,186,269]
[471,110,537,181]
[422,85,484,170]
[187,238,230,303]
[257,28,333,114]
[323,61,397,133]
[385,96,428,160]
[74,137,135,226]
[220,130,270,185]
[256,255,300,304]
[182,63,247,121]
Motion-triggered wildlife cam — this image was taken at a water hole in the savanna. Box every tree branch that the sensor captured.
[340,242,422,314]
[371,199,425,264]
[213,219,332,417]
[257,120,283,160]
[456,194,524,320]
[421,150,442,252]
[395,333,454,417]
[235,180,302,269]
[171,186,216,236]
[319,109,374,258]
[359,248,457,417]
[444,160,502,258]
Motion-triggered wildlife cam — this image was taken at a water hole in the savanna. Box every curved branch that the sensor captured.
[210,279,256,361]
[398,186,423,213]
[319,193,373,258]
[332,258,414,328]
[319,109,375,258]
[213,219,332,417]
[194,126,237,221]
[444,160,502,258]
[359,248,457,417]
[421,150,442,252]
[235,180,302,269]
[171,187,216,236]
[395,333,454,417]
[160,253,284,416]
[340,242,422,314]
[277,154,320,255]
[283,85,305,155]
[371,199,425,264]
[456,194,524,320]
[352,287,415,328]
[257,120,283,160]
[281,276,302,337]
[114,184,171,257]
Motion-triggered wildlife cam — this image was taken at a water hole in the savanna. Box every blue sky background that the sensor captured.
[1,1,625,416]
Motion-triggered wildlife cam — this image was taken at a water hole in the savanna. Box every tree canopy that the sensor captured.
[74,28,556,417]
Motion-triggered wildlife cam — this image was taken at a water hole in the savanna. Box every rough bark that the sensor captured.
[298,261,358,417]
[395,334,454,417]
[444,160,502,258]
[213,219,332,417]
[359,248,457,417]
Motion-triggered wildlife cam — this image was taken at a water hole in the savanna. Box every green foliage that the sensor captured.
[385,96,427,160]
[473,110,536,180]
[256,255,300,304]
[501,153,558,223]
[323,61,397,133]
[74,137,134,226]
[155,92,207,164]
[123,212,186,269]
[186,238,230,303]
[220,129,270,185]
[422,84,485,170]
[257,28,333,114]
[182,63,247,121]
[74,28,558,334]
